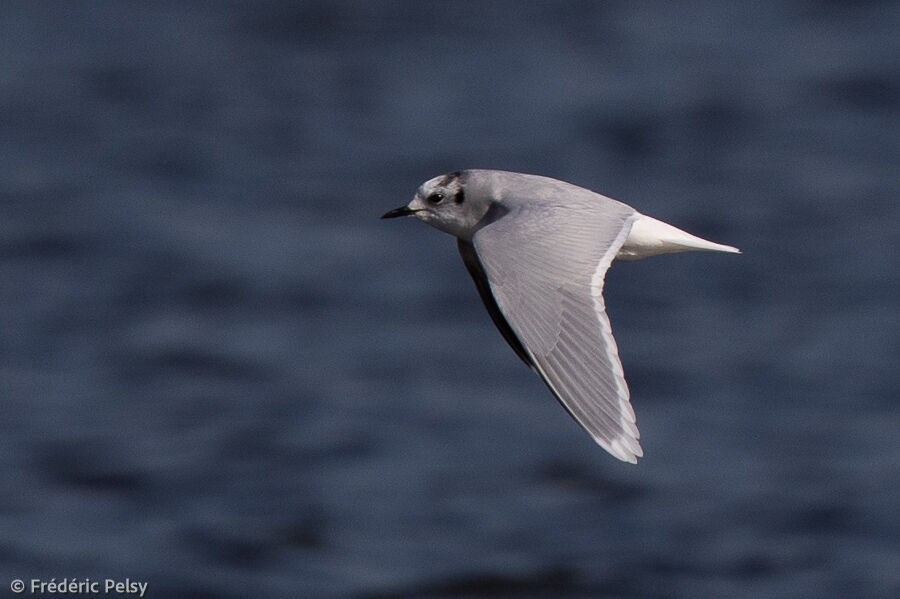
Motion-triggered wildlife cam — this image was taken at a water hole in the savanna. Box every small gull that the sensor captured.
[383,170,739,463]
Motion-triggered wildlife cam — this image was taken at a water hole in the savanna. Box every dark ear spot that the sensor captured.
[453,187,465,204]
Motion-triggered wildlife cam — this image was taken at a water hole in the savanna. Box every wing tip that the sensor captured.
[602,436,644,464]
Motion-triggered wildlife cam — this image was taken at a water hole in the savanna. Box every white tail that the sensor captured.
[617,213,740,261]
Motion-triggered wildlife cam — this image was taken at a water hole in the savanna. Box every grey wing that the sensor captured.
[472,199,642,462]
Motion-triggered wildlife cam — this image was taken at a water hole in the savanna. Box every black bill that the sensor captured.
[381,206,416,219]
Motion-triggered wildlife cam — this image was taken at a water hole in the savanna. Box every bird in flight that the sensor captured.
[383,170,739,463]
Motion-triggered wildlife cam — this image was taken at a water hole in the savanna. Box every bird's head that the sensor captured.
[382,171,495,240]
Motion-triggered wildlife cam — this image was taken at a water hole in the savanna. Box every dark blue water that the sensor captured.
[1,2,898,598]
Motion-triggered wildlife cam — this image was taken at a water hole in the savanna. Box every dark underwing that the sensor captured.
[457,238,534,368]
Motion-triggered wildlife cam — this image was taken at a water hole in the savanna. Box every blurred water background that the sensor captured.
[1,2,898,598]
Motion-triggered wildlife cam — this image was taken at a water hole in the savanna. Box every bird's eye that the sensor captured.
[427,192,445,205]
